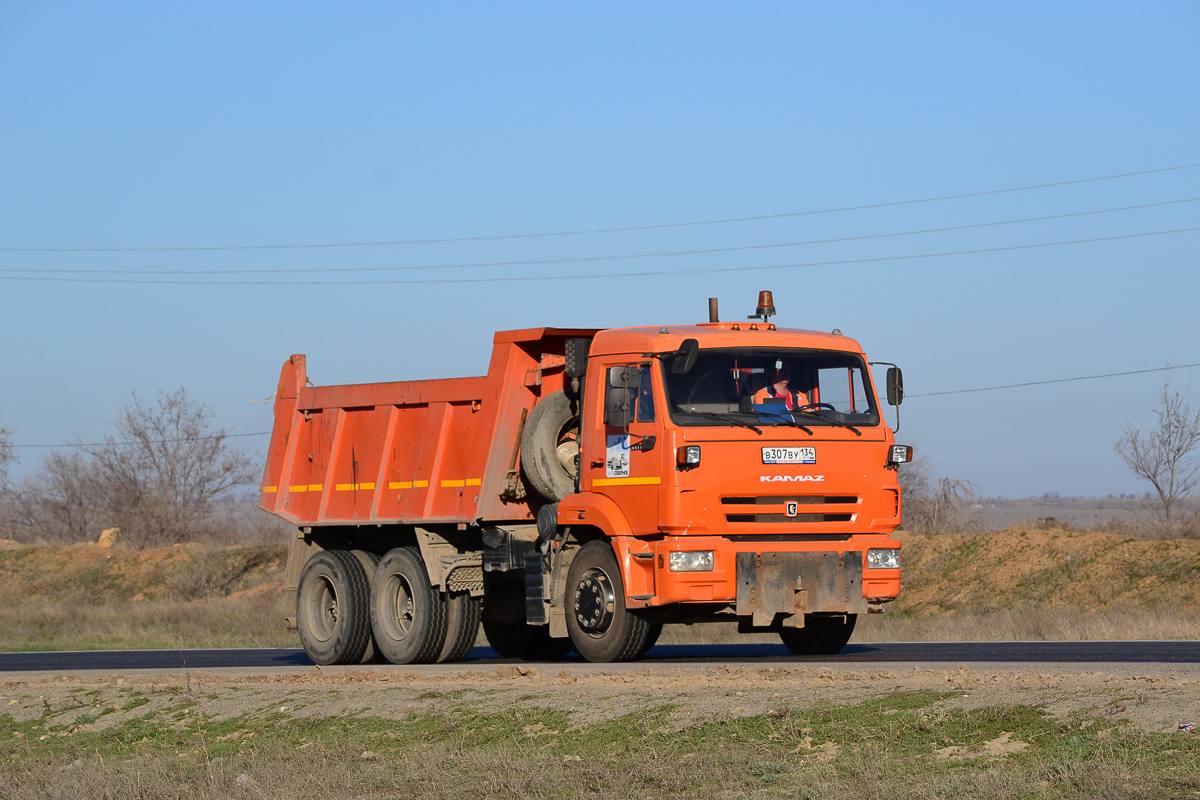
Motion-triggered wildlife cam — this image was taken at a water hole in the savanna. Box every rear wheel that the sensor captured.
[565,540,649,662]
[350,550,383,664]
[778,614,857,655]
[438,590,482,663]
[482,620,573,660]
[369,547,448,664]
[481,581,573,661]
[296,550,373,665]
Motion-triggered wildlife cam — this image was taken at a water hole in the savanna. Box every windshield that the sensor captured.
[662,348,880,428]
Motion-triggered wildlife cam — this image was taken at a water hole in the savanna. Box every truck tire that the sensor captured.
[369,547,449,664]
[480,578,573,660]
[437,591,481,663]
[350,550,383,664]
[482,620,573,661]
[778,614,857,655]
[521,390,579,502]
[565,540,649,662]
[639,623,663,655]
[296,550,374,666]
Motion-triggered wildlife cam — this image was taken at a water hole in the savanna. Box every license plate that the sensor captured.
[761,446,816,465]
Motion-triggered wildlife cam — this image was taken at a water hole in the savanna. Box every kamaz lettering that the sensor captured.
[760,474,826,482]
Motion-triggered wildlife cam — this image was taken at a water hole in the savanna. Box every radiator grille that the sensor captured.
[721,495,859,524]
[726,513,854,523]
[721,495,857,505]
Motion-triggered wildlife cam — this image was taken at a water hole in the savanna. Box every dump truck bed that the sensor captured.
[258,327,599,527]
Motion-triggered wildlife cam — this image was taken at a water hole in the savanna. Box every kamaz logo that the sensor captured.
[760,475,825,482]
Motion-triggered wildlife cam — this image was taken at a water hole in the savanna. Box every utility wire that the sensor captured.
[909,363,1200,398]
[4,197,1195,277]
[1,225,1197,286]
[13,364,1200,449]
[2,162,1197,253]
[9,430,272,449]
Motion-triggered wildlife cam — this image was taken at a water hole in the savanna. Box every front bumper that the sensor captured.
[613,535,902,612]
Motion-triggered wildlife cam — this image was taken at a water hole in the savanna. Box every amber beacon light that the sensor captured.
[748,290,776,323]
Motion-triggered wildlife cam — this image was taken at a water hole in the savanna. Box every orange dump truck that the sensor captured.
[260,293,910,664]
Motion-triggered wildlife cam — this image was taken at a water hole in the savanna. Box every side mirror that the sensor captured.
[671,338,700,375]
[609,366,639,387]
[886,367,904,406]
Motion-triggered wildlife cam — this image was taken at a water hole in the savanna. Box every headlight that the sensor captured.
[669,551,714,572]
[867,548,900,570]
[888,445,913,465]
[677,445,701,466]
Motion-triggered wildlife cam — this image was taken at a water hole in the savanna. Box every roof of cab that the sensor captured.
[589,323,864,356]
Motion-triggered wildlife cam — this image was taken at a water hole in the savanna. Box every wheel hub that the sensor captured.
[388,575,415,638]
[573,567,616,635]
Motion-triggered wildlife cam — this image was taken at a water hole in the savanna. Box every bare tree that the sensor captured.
[898,453,981,535]
[1114,379,1200,535]
[80,389,257,548]
[0,411,15,539]
[0,409,14,491]
[8,451,106,544]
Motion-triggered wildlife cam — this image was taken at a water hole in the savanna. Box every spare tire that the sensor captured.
[521,390,579,502]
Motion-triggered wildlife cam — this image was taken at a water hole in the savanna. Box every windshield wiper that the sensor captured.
[795,409,862,436]
[680,411,763,435]
[771,420,813,435]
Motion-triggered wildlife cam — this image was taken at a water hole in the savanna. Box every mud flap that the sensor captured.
[735,551,866,628]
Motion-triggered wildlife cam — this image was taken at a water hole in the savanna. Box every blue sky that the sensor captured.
[1,2,1197,497]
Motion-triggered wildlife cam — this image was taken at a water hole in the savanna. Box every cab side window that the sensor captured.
[605,364,655,425]
[636,366,656,423]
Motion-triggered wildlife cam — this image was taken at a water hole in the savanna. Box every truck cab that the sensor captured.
[545,319,905,660]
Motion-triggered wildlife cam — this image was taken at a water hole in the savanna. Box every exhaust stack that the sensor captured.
[708,297,719,323]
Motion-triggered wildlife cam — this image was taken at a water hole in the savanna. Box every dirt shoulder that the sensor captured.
[3,662,1199,800]
[5,661,1199,735]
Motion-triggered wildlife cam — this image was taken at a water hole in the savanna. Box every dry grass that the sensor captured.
[855,606,1200,643]
[658,606,1200,648]
[0,524,1198,653]
[0,542,290,651]
[0,596,294,652]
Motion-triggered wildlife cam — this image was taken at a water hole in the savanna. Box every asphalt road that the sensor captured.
[2,641,1199,672]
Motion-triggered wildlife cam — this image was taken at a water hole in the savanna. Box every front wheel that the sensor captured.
[565,540,649,662]
[778,614,857,655]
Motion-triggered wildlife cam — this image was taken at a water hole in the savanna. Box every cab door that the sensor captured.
[583,362,662,534]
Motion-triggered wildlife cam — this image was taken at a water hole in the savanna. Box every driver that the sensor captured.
[752,362,809,409]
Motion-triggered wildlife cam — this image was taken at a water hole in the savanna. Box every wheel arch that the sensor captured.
[556,492,634,538]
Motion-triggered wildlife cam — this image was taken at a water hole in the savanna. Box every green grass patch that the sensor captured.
[2,691,1198,799]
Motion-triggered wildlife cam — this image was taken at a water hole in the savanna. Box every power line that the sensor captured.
[4,196,1195,277]
[908,363,1200,398]
[12,364,1200,449]
[2,162,1197,253]
[1,225,1196,286]
[9,430,271,449]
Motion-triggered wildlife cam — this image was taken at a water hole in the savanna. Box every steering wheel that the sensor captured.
[794,402,837,413]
